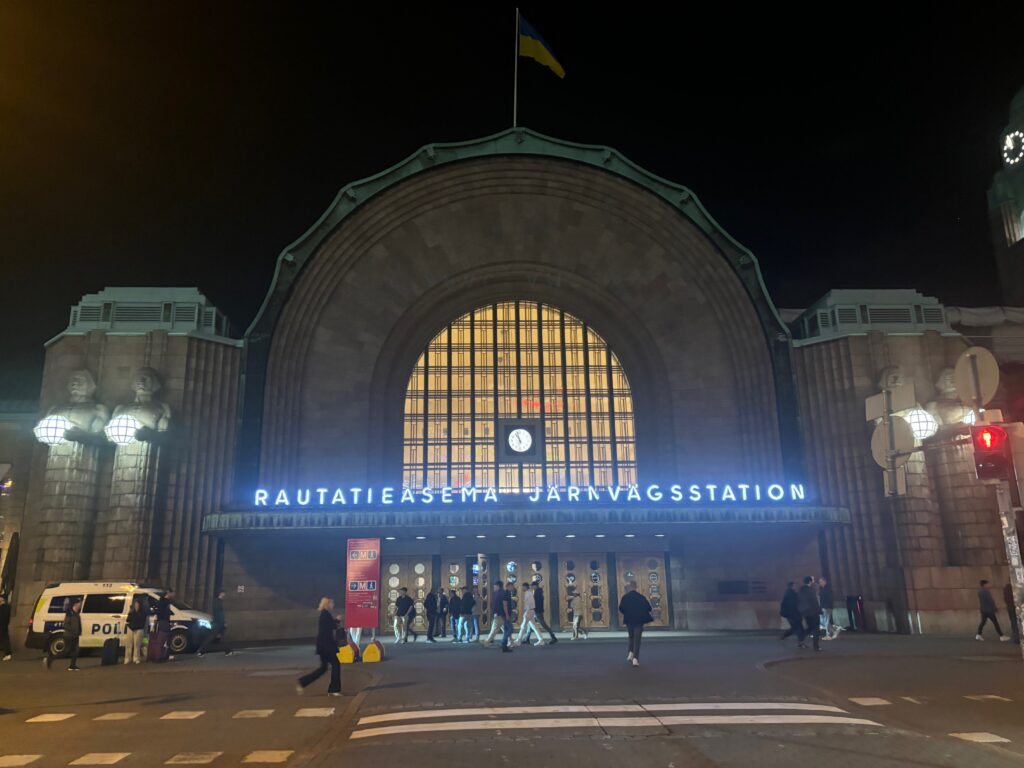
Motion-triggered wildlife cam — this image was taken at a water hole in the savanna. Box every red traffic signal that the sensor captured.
[970,425,1012,482]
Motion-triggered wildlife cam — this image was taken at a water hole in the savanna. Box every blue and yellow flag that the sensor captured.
[519,16,565,79]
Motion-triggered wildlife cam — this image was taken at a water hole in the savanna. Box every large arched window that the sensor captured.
[402,301,637,492]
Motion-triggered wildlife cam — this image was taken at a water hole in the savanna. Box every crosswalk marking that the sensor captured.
[950,732,1011,743]
[900,697,923,705]
[25,714,75,723]
[656,715,881,727]
[241,752,294,764]
[295,707,334,718]
[965,694,1012,702]
[69,755,131,766]
[234,710,275,719]
[161,711,206,720]
[848,698,891,706]
[645,703,846,714]
[93,713,137,721]
[165,752,223,764]
[0,757,42,767]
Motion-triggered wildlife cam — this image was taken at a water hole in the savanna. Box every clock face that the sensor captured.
[1003,130,1024,167]
[508,428,533,453]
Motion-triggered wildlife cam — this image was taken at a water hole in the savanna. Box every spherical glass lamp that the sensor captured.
[33,415,71,445]
[963,409,977,425]
[104,414,141,445]
[904,408,938,440]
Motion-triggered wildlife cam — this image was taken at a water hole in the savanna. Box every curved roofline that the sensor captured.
[245,126,788,340]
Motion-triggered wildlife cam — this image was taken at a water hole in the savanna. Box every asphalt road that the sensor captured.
[2,632,1024,766]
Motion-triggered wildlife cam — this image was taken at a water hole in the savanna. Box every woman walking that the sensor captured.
[124,597,147,664]
[296,597,342,697]
[567,592,588,640]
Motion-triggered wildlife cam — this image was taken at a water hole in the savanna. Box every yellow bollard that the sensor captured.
[337,642,359,664]
[362,639,385,663]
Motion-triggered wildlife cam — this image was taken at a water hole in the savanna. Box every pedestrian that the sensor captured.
[1004,582,1019,644]
[424,586,439,643]
[448,589,462,642]
[818,576,835,639]
[778,582,803,642]
[515,582,545,647]
[469,587,482,641]
[0,594,12,661]
[497,580,513,653]
[797,576,821,651]
[530,578,558,644]
[976,579,1010,641]
[618,580,652,667]
[46,597,82,671]
[482,580,506,645]
[438,588,449,638]
[567,592,587,640]
[394,587,417,643]
[458,587,474,642]
[123,597,147,665]
[295,597,342,696]
[196,589,234,657]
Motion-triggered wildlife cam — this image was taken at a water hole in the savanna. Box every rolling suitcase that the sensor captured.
[147,630,169,662]
[101,637,120,666]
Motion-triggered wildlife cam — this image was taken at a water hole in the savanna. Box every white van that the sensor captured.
[26,581,213,657]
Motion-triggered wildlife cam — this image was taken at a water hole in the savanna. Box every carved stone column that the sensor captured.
[35,442,103,581]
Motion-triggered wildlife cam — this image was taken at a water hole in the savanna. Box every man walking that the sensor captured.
[197,589,234,657]
[797,576,821,651]
[458,587,475,642]
[976,579,1011,641]
[531,579,558,644]
[394,587,417,643]
[515,582,545,647]
[482,580,506,646]
[469,587,482,640]
[46,597,82,670]
[618,580,652,667]
[438,589,449,639]
[818,576,835,640]
[424,586,439,643]
[448,589,462,642]
[779,582,803,642]
[0,594,12,661]
[497,580,513,653]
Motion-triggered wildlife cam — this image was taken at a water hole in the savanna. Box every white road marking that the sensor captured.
[350,713,884,740]
[25,713,75,723]
[93,713,137,721]
[359,705,591,724]
[643,703,847,714]
[949,732,1011,743]
[900,697,923,705]
[0,757,42,767]
[161,711,206,720]
[165,753,224,765]
[241,752,294,764]
[234,710,275,719]
[586,704,646,713]
[848,697,891,706]
[295,707,334,717]
[69,755,131,766]
[965,695,1012,702]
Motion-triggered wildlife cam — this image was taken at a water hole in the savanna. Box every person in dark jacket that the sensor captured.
[47,598,82,670]
[1003,582,1019,644]
[458,587,475,642]
[797,576,821,651]
[448,590,462,641]
[394,587,417,643]
[296,596,342,696]
[438,590,449,638]
[124,597,147,664]
[779,582,803,642]
[619,580,652,667]
[197,589,234,657]
[0,594,12,661]
[976,579,1010,641]
[424,587,439,643]
[530,579,558,644]
[497,581,513,653]
[818,576,835,639]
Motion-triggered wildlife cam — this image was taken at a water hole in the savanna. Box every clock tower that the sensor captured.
[988,86,1024,305]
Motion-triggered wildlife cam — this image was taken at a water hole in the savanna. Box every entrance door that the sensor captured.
[558,554,610,630]
[616,552,669,627]
[380,557,430,634]
[499,554,548,629]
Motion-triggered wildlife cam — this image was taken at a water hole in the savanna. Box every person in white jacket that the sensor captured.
[515,583,546,647]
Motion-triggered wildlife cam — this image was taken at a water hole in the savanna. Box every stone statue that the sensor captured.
[46,369,110,441]
[925,367,970,428]
[112,367,171,440]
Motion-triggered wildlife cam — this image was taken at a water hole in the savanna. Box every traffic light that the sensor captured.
[970,425,1012,482]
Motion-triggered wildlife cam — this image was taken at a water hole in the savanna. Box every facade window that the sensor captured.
[402,301,637,492]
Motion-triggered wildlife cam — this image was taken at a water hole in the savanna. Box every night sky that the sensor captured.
[2,5,1022,399]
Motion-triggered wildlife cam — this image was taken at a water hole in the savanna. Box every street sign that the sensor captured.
[954,346,1000,410]
[871,416,915,469]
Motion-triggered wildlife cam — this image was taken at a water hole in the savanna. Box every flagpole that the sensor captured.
[513,7,519,128]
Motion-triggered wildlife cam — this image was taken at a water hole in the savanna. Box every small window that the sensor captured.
[48,595,82,613]
[83,593,128,614]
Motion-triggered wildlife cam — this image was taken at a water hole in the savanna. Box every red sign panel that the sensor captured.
[345,538,381,629]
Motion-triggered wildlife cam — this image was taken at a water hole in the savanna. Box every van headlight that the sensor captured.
[198,619,212,629]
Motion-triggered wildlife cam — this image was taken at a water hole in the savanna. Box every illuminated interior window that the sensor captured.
[402,302,637,492]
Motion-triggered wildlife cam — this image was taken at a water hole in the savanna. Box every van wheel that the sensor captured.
[169,630,189,655]
[47,634,67,657]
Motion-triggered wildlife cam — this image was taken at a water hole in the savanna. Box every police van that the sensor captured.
[26,582,213,657]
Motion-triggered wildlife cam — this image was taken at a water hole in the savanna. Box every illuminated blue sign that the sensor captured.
[253,482,808,508]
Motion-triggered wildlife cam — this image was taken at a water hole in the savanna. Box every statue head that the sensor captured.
[132,367,162,399]
[935,368,957,399]
[67,369,97,403]
[878,366,904,391]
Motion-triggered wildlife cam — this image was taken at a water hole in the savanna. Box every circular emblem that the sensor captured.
[1004,130,1024,167]
[508,428,533,453]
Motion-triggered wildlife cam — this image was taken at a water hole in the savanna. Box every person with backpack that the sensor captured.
[619,580,652,667]
[976,579,1011,642]
[394,587,417,643]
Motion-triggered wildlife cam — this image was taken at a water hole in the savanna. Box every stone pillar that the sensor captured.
[667,537,688,630]
[930,442,1004,566]
[35,442,103,582]
[890,452,946,567]
[100,441,161,580]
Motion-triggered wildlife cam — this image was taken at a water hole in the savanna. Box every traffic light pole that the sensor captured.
[994,481,1024,662]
